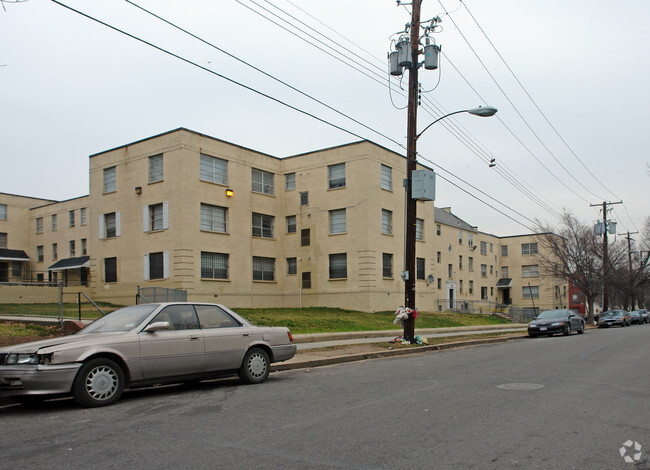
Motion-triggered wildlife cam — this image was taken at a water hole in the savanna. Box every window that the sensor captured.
[489,265,494,275]
[329,253,347,279]
[523,285,540,299]
[253,256,275,281]
[381,164,392,191]
[491,287,494,296]
[0,204,6,220]
[522,243,538,255]
[200,154,228,185]
[436,224,441,236]
[80,207,87,226]
[81,239,87,255]
[252,213,274,238]
[51,214,58,231]
[0,233,6,249]
[469,280,474,294]
[382,253,393,278]
[416,219,424,241]
[448,264,453,278]
[104,257,117,283]
[52,243,58,260]
[468,257,474,272]
[381,209,392,235]
[490,243,494,253]
[12,262,21,278]
[480,241,487,255]
[300,191,309,205]
[101,212,120,239]
[437,251,441,263]
[37,246,44,262]
[194,305,239,329]
[36,217,43,234]
[301,228,310,246]
[459,255,463,270]
[69,210,75,227]
[468,233,474,247]
[286,215,296,233]
[329,209,346,234]
[286,257,297,275]
[103,166,116,193]
[69,240,75,257]
[252,168,274,195]
[200,204,227,233]
[501,245,508,257]
[522,264,539,277]
[147,203,166,232]
[146,252,167,280]
[201,252,228,279]
[285,172,296,191]
[459,280,463,294]
[416,258,425,280]
[149,154,163,183]
[437,278,441,289]
[328,163,346,189]
[481,287,488,300]
[458,231,463,245]
[502,266,509,278]
[481,264,487,277]
[302,272,311,289]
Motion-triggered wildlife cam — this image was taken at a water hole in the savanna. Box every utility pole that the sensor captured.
[403,0,422,343]
[620,231,639,308]
[591,200,622,311]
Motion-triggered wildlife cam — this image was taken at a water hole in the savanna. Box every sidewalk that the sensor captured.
[0,314,528,371]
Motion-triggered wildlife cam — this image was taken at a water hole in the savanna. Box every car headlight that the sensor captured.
[551,322,566,327]
[5,353,51,365]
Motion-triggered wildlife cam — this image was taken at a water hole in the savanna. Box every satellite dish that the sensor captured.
[427,274,435,286]
[448,244,453,253]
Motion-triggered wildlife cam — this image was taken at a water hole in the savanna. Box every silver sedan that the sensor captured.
[0,302,296,407]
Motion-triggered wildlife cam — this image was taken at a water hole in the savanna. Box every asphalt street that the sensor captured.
[1,324,648,469]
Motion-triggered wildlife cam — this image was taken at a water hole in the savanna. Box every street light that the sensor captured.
[416,106,498,140]
[402,105,498,343]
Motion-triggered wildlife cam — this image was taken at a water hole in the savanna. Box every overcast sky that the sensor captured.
[1,0,648,238]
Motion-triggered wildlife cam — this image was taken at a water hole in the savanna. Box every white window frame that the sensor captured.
[36,217,43,234]
[253,256,275,281]
[328,163,346,189]
[416,218,424,241]
[51,214,57,231]
[103,166,117,193]
[149,154,164,183]
[286,215,296,234]
[329,253,347,279]
[522,243,539,255]
[523,285,540,299]
[381,209,392,235]
[69,240,75,257]
[252,213,274,238]
[200,154,228,185]
[522,264,539,277]
[0,204,6,220]
[143,202,169,233]
[380,164,392,191]
[480,241,487,255]
[329,209,346,234]
[382,253,393,278]
[285,172,296,191]
[502,266,509,278]
[200,203,227,233]
[252,168,275,195]
[69,210,75,227]
[99,211,121,239]
[80,207,87,226]
[144,251,169,280]
[201,251,228,279]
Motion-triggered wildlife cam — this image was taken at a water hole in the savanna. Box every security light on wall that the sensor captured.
[226,188,234,197]
[135,186,142,195]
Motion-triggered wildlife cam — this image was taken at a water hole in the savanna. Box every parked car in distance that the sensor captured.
[597,310,631,328]
[633,309,649,324]
[0,303,297,407]
[528,309,586,338]
[629,311,643,325]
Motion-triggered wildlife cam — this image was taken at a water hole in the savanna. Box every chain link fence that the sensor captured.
[136,286,187,304]
[434,299,540,323]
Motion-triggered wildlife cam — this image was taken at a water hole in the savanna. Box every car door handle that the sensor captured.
[189,336,200,341]
[242,333,249,337]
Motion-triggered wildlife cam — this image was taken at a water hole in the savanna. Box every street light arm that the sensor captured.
[416,105,498,140]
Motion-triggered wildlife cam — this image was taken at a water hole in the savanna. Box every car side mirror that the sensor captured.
[143,321,171,333]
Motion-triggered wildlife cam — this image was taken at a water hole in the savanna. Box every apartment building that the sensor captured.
[1,128,567,312]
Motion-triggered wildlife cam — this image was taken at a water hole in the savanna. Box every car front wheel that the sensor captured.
[577,322,585,334]
[564,325,571,336]
[72,358,125,407]
[238,348,270,384]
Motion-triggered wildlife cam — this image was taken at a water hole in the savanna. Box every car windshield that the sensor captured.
[78,304,159,334]
[602,311,620,317]
[536,310,568,320]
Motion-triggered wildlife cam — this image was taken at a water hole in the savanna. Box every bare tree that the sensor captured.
[536,211,603,324]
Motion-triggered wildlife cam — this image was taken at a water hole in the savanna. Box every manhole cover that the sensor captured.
[497,383,544,390]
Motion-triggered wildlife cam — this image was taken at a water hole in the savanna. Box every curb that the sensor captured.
[272,334,526,372]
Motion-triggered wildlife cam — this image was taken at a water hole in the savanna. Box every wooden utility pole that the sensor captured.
[590,200,622,311]
[403,0,421,343]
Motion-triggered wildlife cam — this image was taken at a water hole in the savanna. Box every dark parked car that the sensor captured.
[528,309,586,337]
[633,309,648,324]
[0,303,296,407]
[597,310,631,328]
[629,311,643,325]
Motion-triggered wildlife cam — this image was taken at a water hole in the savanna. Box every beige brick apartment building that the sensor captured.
[0,128,567,312]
